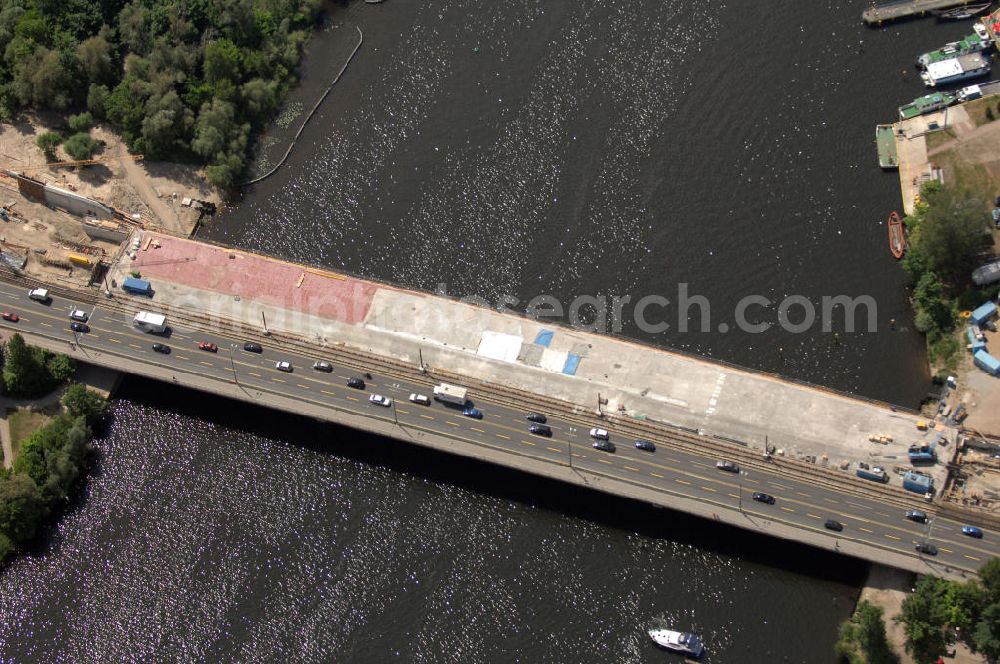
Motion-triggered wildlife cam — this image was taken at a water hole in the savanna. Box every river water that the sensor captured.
[1,2,977,660]
[202,0,979,406]
[0,384,862,662]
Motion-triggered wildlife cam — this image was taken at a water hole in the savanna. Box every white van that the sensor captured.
[69,309,88,322]
[27,288,50,303]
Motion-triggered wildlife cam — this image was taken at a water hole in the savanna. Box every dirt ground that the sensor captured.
[0,113,217,237]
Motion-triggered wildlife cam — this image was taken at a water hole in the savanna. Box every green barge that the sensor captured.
[898,91,956,120]
[876,124,899,170]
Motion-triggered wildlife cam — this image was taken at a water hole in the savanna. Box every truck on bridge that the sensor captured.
[132,311,167,334]
[433,383,468,406]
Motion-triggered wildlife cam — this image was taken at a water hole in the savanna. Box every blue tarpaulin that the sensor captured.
[971,301,998,326]
[974,349,1000,375]
[534,329,554,347]
[562,354,582,375]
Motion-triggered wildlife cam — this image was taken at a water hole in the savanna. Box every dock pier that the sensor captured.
[863,0,982,24]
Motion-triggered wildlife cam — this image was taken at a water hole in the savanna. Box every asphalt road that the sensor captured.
[0,282,996,574]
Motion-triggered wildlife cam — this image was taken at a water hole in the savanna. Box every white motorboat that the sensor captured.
[648,628,705,658]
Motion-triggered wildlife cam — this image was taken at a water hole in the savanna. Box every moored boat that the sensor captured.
[888,211,905,259]
[876,124,899,170]
[935,2,992,20]
[921,52,991,87]
[898,91,956,120]
[916,24,992,68]
[648,628,705,658]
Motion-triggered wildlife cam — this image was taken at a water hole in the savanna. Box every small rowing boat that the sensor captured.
[888,211,905,259]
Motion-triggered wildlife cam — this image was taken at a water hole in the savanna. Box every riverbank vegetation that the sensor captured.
[0,0,322,187]
[839,559,1000,663]
[901,182,994,373]
[3,333,75,398]
[0,382,108,565]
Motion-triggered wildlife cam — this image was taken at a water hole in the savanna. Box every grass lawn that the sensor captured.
[962,95,1000,128]
[7,409,51,462]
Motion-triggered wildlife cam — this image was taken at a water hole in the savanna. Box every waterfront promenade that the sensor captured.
[863,0,981,24]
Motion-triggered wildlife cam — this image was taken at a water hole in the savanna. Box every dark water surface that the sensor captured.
[0,382,863,663]
[203,0,975,406]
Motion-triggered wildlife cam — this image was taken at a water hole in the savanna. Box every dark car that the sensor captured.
[716,460,740,473]
[526,412,547,424]
[347,377,365,390]
[313,360,333,372]
[198,342,218,353]
[592,440,616,453]
[462,407,483,420]
[962,526,984,538]
[528,424,552,437]
[151,343,171,354]
[634,439,656,452]
[824,519,844,532]
[243,342,263,353]
[915,542,938,556]
[70,322,89,333]
[905,510,929,524]
[752,492,775,505]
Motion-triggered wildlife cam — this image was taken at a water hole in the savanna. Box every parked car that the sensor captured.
[592,440,616,453]
[634,439,656,452]
[151,343,170,354]
[752,492,775,505]
[243,342,263,353]
[526,412,547,424]
[313,360,333,372]
[905,510,929,524]
[589,428,610,440]
[369,394,392,407]
[347,377,365,389]
[198,342,218,352]
[915,542,938,556]
[462,407,483,419]
[716,460,740,473]
[70,322,89,333]
[275,361,293,372]
[824,519,844,532]
[962,526,984,538]
[409,393,431,406]
[529,424,552,437]
[69,309,88,322]
[1,312,18,322]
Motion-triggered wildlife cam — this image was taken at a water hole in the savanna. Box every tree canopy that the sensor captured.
[3,333,75,397]
[0,0,323,187]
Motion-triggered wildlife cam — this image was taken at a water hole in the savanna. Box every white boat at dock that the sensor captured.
[648,628,705,658]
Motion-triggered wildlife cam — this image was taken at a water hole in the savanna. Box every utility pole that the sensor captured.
[229,344,238,386]
[418,348,426,374]
[597,393,604,419]
[261,311,270,336]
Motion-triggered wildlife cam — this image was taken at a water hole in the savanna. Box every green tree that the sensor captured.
[45,353,75,382]
[62,132,99,160]
[944,580,984,634]
[68,111,94,133]
[975,602,1000,661]
[76,34,114,85]
[140,89,194,158]
[911,187,992,283]
[0,83,18,121]
[203,38,241,85]
[982,558,1000,605]
[87,83,110,119]
[36,131,63,161]
[0,473,44,544]
[3,333,42,396]
[12,47,75,110]
[837,600,897,664]
[898,576,952,663]
[61,384,108,426]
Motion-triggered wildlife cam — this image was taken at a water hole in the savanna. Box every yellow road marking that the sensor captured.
[939,547,952,554]
[650,472,664,479]
[728,493,740,499]
[547,447,561,453]
[471,427,485,433]
[108,337,121,343]
[624,465,640,472]
[199,361,213,367]
[497,433,510,440]
[39,322,52,327]
[676,479,690,486]
[272,377,286,383]
[297,384,310,389]
[321,390,337,396]
[446,421,459,427]
[885,534,901,541]
[807,513,822,519]
[702,486,717,492]
[966,554,980,561]
[129,343,141,349]
[781,507,795,513]
[420,414,434,420]
[345,395,358,401]
[598,458,613,465]
[859,527,873,533]
[521,440,536,446]
[396,408,410,415]
[248,372,261,377]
